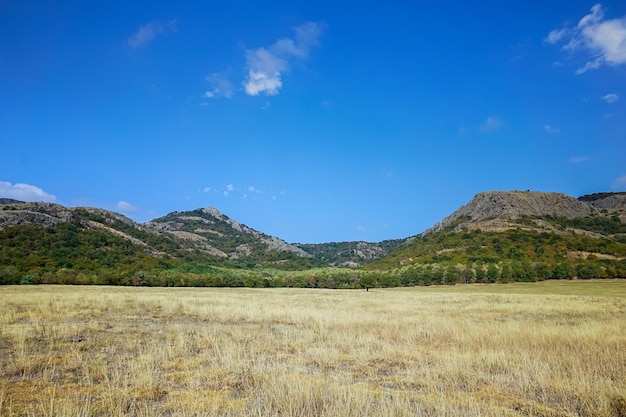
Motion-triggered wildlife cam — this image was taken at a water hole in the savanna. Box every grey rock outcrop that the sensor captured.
[580,192,626,210]
[201,207,310,257]
[0,202,75,227]
[428,191,598,233]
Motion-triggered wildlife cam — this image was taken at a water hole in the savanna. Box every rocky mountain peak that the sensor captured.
[428,190,598,233]
[202,206,225,219]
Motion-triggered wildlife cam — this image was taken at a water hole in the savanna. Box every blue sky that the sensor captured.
[2,1,626,243]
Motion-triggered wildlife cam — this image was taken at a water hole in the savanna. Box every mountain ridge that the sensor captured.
[427,190,599,234]
[2,190,626,277]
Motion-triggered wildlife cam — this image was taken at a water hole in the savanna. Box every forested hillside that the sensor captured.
[1,191,625,287]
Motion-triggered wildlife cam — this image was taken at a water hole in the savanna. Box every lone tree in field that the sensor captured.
[359,274,376,291]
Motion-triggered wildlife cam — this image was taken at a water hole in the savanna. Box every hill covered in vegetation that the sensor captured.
[0,202,324,285]
[1,190,625,287]
[366,191,626,284]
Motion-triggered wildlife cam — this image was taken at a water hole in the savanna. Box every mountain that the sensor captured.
[0,200,403,269]
[579,192,626,212]
[0,201,323,284]
[144,207,312,263]
[296,239,405,268]
[367,191,626,279]
[145,208,407,268]
[2,190,626,286]
[426,191,597,234]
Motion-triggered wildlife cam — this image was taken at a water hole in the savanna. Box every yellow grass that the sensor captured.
[1,281,625,416]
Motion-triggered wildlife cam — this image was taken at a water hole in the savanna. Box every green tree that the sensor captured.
[499,263,513,283]
[474,262,486,283]
[444,266,458,285]
[359,274,376,290]
[486,263,499,283]
[432,267,444,285]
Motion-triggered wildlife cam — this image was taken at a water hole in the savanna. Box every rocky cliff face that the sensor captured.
[428,191,599,233]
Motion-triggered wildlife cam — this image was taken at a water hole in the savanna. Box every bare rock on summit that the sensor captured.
[579,192,626,210]
[146,206,311,259]
[0,202,74,227]
[429,191,598,233]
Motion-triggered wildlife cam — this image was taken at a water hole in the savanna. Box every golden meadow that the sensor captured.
[1,280,625,416]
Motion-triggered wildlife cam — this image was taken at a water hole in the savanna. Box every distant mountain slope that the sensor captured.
[579,192,626,211]
[296,239,405,267]
[0,198,24,205]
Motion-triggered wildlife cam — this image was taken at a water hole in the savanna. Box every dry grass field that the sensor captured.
[1,281,625,416]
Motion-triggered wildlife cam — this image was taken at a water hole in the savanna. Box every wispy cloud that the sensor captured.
[546,4,626,74]
[0,181,56,202]
[127,20,177,48]
[205,71,234,99]
[602,93,619,103]
[244,22,324,96]
[247,186,263,193]
[115,200,139,212]
[479,116,503,132]
[569,156,589,164]
[544,125,561,134]
[612,174,626,190]
[545,28,568,44]
[211,183,280,200]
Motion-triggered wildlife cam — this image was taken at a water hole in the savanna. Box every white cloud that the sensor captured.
[223,184,235,197]
[602,93,619,103]
[356,225,367,233]
[612,174,626,190]
[544,125,561,134]
[244,47,288,96]
[127,20,177,48]
[244,22,324,96]
[479,116,503,132]
[205,71,234,99]
[547,4,626,74]
[0,181,56,202]
[116,200,139,212]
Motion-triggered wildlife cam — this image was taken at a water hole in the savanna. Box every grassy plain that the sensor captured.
[1,281,625,416]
